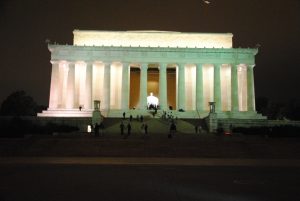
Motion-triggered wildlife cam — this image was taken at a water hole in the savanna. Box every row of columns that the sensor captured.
[134,62,255,112]
[49,61,256,112]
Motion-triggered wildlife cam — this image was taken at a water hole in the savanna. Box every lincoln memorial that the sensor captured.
[38,30,263,119]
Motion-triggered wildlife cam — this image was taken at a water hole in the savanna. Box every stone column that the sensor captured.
[60,63,70,109]
[159,63,168,110]
[214,64,221,112]
[103,62,111,110]
[247,64,256,112]
[85,62,93,110]
[121,62,130,110]
[231,64,239,112]
[139,63,148,110]
[178,63,185,110]
[57,63,66,108]
[196,63,204,111]
[49,61,59,109]
[66,62,75,109]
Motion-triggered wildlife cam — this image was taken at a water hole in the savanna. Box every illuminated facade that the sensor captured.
[38,30,262,119]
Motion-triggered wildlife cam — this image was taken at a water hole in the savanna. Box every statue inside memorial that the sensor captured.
[147,92,159,110]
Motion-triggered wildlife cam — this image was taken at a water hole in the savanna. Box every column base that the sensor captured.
[214,111,266,119]
[38,109,93,117]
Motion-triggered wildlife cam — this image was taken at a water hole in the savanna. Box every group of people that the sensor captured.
[119,121,148,139]
[91,111,180,138]
[119,121,131,138]
[161,110,176,120]
[123,112,145,122]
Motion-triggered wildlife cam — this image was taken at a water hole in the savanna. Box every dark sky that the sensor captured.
[0,0,300,106]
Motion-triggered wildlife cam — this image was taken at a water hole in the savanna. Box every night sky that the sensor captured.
[0,0,299,106]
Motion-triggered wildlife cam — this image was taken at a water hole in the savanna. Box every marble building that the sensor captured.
[38,30,263,119]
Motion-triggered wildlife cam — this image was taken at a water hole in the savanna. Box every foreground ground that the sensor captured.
[1,131,300,158]
[1,164,300,201]
[1,122,300,201]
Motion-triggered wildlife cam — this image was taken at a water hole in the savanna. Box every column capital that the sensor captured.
[230,63,239,69]
[177,63,185,68]
[51,60,70,65]
[247,64,255,68]
[140,63,148,70]
[213,63,222,68]
[67,62,75,68]
[93,60,103,64]
[158,63,167,70]
[85,61,95,65]
[50,60,59,65]
[122,62,130,66]
[64,60,77,65]
[102,61,112,64]
[103,62,112,67]
[72,61,86,66]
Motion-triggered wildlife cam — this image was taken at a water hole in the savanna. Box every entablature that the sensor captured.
[48,44,257,65]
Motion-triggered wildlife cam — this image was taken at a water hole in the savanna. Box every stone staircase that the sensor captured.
[38,109,93,117]
[103,117,201,134]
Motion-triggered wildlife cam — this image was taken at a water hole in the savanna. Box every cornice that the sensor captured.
[48,44,257,54]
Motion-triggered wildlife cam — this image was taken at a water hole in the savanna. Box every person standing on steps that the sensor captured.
[144,123,148,135]
[169,121,176,138]
[140,123,145,134]
[99,122,105,136]
[120,121,125,136]
[140,115,143,122]
[198,125,202,134]
[127,122,131,137]
[94,123,99,137]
